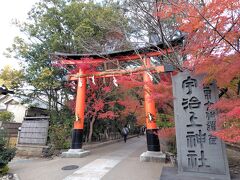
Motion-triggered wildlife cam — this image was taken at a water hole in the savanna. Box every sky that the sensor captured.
[0,0,38,70]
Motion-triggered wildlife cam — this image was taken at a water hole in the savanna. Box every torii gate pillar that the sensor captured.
[72,69,86,149]
[140,58,165,162]
[143,58,160,152]
[62,69,90,158]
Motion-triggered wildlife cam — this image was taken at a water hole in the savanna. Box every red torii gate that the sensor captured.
[53,37,182,153]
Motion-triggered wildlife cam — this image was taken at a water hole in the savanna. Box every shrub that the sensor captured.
[48,124,71,149]
[0,111,14,122]
[156,113,176,154]
[156,113,174,128]
[158,127,176,154]
[0,129,15,176]
[0,165,9,176]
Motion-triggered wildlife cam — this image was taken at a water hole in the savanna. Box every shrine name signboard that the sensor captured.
[172,71,230,180]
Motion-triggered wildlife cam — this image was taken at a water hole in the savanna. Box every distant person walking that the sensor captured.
[136,126,141,137]
[122,126,129,143]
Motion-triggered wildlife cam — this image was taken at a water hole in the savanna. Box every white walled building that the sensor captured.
[0,95,48,123]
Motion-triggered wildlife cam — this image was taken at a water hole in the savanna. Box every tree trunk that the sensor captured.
[85,135,88,143]
[88,114,96,143]
[104,128,109,140]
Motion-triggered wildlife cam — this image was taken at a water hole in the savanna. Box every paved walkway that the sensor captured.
[9,136,167,180]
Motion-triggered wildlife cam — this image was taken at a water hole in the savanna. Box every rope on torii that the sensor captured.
[67,66,165,81]
[90,75,96,85]
[112,76,118,87]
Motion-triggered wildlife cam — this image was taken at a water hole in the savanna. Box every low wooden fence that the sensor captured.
[18,117,49,145]
[91,128,139,142]
[96,132,122,142]
[0,121,21,147]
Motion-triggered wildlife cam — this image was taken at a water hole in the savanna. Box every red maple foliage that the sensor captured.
[83,80,119,142]
[158,127,176,140]
[155,0,240,142]
[117,97,145,125]
[65,76,120,142]
[66,74,148,142]
[117,73,174,126]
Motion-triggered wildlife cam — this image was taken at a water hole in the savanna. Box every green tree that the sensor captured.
[0,65,24,89]
[7,0,129,148]
[7,0,129,112]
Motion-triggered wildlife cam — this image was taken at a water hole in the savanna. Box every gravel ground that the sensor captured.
[0,174,19,180]
[1,142,239,180]
[227,147,240,180]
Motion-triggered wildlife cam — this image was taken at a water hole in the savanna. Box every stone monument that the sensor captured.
[161,71,230,180]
